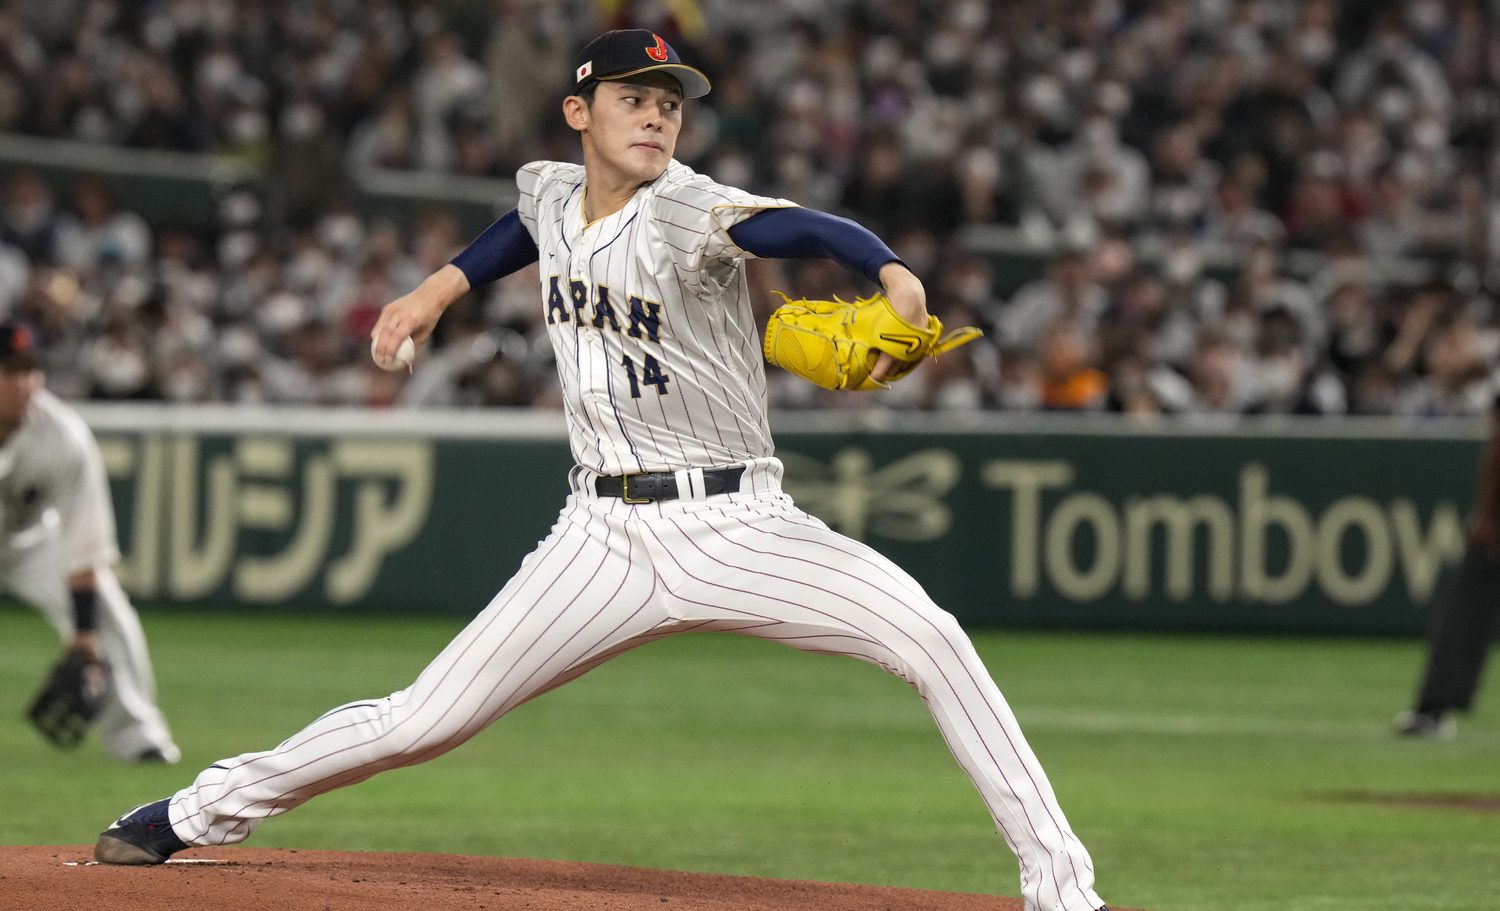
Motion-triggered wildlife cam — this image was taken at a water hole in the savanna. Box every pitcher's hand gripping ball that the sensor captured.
[28,649,108,748]
[371,335,416,372]
[763,291,982,391]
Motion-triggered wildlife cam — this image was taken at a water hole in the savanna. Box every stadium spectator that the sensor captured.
[1038,321,1109,412]
[1183,329,1253,416]
[55,179,150,275]
[995,247,1109,351]
[1396,314,1492,417]
[1,170,63,266]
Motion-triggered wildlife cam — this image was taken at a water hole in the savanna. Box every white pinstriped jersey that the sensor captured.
[0,388,120,571]
[516,159,795,476]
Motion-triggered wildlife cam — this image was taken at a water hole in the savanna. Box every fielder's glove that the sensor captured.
[763,291,982,391]
[27,649,108,749]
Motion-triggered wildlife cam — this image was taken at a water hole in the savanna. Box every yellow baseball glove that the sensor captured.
[762,291,983,391]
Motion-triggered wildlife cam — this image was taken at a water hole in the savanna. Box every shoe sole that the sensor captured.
[94,833,169,865]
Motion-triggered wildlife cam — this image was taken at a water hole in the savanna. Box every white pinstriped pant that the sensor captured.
[170,458,1103,911]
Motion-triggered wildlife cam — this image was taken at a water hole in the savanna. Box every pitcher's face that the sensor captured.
[573,76,684,184]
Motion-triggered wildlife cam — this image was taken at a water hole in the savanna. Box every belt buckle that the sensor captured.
[620,473,652,504]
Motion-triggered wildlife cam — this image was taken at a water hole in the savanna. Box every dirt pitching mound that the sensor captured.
[4,846,1134,911]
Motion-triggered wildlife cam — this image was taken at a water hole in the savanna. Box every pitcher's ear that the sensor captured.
[563,95,590,132]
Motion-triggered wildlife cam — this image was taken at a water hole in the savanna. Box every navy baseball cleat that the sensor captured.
[94,798,189,865]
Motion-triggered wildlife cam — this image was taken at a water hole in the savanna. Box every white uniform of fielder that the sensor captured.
[5,388,179,762]
[118,29,1106,911]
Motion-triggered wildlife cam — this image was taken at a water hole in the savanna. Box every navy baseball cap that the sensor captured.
[572,29,711,99]
[0,320,40,369]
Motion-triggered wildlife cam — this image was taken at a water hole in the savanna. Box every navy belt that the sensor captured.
[595,466,746,504]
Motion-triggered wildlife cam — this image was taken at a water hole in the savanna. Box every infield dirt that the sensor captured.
[1,846,1142,910]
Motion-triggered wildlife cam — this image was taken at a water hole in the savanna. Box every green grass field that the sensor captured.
[2,604,1497,911]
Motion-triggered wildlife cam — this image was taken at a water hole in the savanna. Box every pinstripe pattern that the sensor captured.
[173,496,664,840]
[513,160,786,475]
[162,158,1105,911]
[637,508,1095,910]
[170,470,1103,910]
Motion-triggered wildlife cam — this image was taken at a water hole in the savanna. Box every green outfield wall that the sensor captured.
[78,406,1483,635]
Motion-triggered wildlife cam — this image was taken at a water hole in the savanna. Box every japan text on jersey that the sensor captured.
[516,159,796,476]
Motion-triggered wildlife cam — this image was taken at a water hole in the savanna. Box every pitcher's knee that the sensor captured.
[902,606,971,657]
[877,606,980,690]
[381,698,488,762]
[315,692,441,761]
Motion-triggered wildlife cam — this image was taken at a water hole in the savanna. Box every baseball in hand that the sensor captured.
[372,335,416,372]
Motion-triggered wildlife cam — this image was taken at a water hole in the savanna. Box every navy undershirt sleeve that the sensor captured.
[449,209,540,288]
[727,207,902,283]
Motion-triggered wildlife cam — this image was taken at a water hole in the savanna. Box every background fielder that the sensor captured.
[96,30,1108,911]
[0,321,179,763]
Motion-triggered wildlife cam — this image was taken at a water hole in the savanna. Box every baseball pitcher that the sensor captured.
[96,30,1108,911]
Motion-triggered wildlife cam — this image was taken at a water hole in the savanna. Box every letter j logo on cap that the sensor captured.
[645,34,669,61]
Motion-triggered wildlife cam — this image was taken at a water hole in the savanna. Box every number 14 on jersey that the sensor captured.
[621,354,670,397]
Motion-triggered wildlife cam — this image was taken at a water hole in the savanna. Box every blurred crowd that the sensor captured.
[0,0,1496,417]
